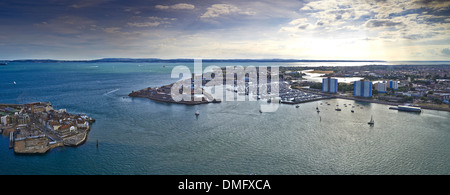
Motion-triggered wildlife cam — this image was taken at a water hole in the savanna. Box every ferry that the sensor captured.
[389,105,422,113]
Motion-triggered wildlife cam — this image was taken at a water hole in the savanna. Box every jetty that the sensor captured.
[9,132,14,149]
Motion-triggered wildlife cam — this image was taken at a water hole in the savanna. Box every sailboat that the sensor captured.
[368,115,374,125]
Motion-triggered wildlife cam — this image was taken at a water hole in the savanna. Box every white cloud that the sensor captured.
[127,17,176,28]
[170,3,195,10]
[284,0,450,40]
[289,18,308,25]
[200,4,255,19]
[155,5,169,10]
[127,22,161,27]
[155,3,195,10]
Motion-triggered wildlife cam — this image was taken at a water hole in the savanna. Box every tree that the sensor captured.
[400,95,413,103]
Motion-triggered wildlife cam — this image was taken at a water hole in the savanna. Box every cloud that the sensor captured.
[297,23,311,30]
[127,17,176,28]
[155,3,195,10]
[171,3,195,10]
[289,18,308,25]
[283,0,449,41]
[127,22,161,27]
[200,4,255,19]
[414,0,450,11]
[155,5,169,10]
[442,48,450,56]
[34,16,96,34]
[103,27,121,34]
[365,19,405,29]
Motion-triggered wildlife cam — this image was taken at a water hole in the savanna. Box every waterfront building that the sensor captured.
[17,114,30,125]
[354,80,372,97]
[1,115,9,126]
[389,81,398,90]
[322,77,338,93]
[376,81,387,93]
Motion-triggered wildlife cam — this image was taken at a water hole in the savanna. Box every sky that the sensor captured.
[0,0,449,61]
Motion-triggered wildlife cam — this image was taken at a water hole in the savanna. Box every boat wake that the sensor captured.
[104,88,120,96]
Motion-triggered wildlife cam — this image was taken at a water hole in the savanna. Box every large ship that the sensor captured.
[389,105,422,113]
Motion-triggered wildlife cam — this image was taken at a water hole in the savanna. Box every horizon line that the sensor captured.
[2,58,450,63]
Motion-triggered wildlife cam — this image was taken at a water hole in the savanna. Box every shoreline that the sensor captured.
[129,85,220,105]
[297,89,450,112]
[129,83,449,112]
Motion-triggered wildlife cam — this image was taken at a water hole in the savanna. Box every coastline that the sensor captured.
[297,89,450,112]
[129,85,220,105]
[129,82,449,112]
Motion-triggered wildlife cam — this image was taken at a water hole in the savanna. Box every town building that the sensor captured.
[354,80,372,97]
[322,77,338,93]
[389,81,399,90]
[1,115,9,126]
[375,81,387,93]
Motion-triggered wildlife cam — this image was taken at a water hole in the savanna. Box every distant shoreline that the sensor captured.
[1,58,387,63]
